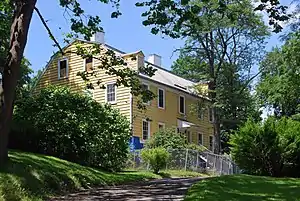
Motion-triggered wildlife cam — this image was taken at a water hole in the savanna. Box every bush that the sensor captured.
[10,86,131,171]
[141,147,170,174]
[146,128,186,149]
[230,117,300,177]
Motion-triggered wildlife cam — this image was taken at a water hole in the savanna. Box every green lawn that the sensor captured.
[0,151,204,201]
[184,174,300,201]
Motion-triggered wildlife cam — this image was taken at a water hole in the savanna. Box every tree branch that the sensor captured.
[34,7,64,54]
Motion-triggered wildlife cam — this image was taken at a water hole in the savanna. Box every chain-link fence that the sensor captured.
[126,149,240,175]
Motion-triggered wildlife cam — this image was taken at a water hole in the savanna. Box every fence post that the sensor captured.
[220,156,223,175]
[185,149,189,171]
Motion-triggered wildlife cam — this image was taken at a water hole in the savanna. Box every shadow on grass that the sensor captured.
[184,174,300,201]
[0,151,156,200]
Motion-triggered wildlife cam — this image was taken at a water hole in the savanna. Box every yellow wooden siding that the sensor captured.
[132,79,214,148]
[34,43,134,119]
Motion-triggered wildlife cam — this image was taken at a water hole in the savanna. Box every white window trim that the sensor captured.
[208,107,214,123]
[179,95,185,114]
[142,119,150,141]
[58,58,69,79]
[83,56,95,71]
[157,88,165,109]
[158,122,165,130]
[142,83,150,105]
[198,133,203,145]
[105,82,117,104]
[209,135,214,151]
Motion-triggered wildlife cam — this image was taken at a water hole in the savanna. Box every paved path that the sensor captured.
[50,177,204,201]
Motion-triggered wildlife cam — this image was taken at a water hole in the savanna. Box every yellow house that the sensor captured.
[34,32,214,150]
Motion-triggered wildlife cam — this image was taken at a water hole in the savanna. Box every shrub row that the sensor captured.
[10,86,131,171]
[230,117,300,177]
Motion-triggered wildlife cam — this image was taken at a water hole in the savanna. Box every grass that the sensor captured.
[0,151,161,201]
[157,170,207,178]
[184,174,300,201]
[0,151,205,201]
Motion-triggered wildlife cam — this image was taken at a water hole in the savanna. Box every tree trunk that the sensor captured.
[0,0,36,165]
[208,80,221,154]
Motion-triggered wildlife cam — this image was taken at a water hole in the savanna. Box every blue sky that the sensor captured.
[24,0,292,74]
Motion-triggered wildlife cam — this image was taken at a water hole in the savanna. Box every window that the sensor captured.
[141,83,150,104]
[85,56,93,72]
[58,58,68,79]
[197,103,204,119]
[142,120,150,140]
[106,83,116,103]
[158,122,165,130]
[209,135,214,151]
[209,107,213,122]
[158,88,165,109]
[198,133,203,145]
[185,130,191,143]
[179,95,185,114]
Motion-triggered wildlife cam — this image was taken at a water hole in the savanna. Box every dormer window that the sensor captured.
[58,58,68,79]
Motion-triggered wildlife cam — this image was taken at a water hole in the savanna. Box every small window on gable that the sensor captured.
[179,95,185,114]
[58,58,68,79]
[158,88,165,109]
[85,56,93,72]
[106,83,116,103]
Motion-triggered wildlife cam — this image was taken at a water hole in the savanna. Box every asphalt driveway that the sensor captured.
[50,177,205,201]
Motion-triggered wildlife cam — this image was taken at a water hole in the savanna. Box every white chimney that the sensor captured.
[147,54,162,66]
[90,32,105,44]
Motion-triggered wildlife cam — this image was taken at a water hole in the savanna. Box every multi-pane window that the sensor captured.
[198,133,203,145]
[142,120,150,140]
[106,83,116,103]
[158,122,165,130]
[58,59,68,79]
[141,84,150,104]
[179,95,185,114]
[209,136,214,151]
[209,107,213,122]
[85,56,93,72]
[158,88,165,109]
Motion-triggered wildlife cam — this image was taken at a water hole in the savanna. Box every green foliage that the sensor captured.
[145,129,186,149]
[230,117,300,177]
[11,86,131,171]
[185,143,207,152]
[257,32,300,118]
[184,175,300,201]
[141,147,170,174]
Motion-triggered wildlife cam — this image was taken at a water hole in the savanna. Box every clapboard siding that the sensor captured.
[34,42,133,119]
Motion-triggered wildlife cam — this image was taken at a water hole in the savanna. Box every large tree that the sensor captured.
[256,32,300,118]
[137,0,268,153]
[0,0,156,165]
[172,53,261,153]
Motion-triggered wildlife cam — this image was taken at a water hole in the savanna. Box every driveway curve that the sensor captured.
[50,177,205,201]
